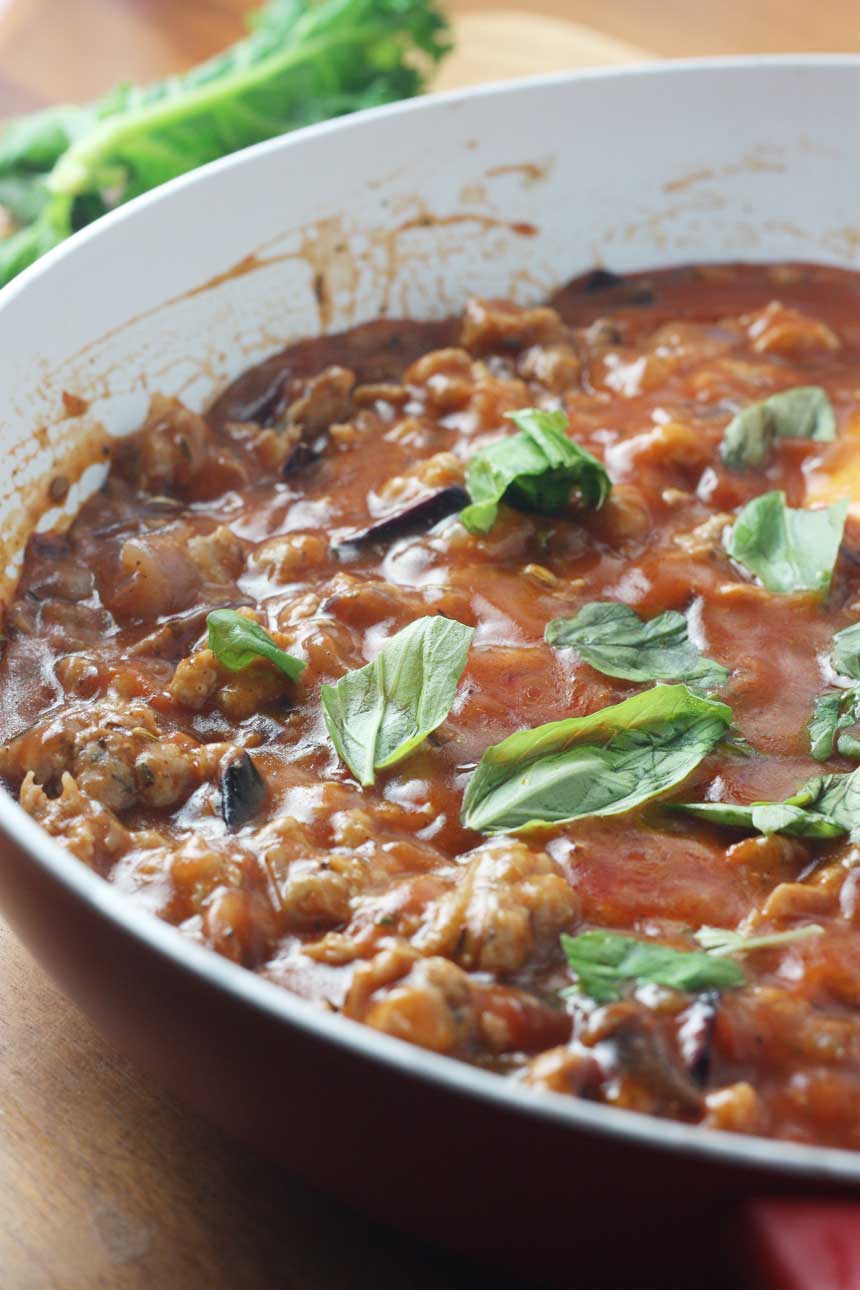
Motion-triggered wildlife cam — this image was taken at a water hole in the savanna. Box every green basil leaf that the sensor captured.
[560,930,745,1004]
[808,624,860,761]
[460,407,611,535]
[545,601,729,692]
[831,623,860,682]
[809,691,845,761]
[809,688,860,762]
[321,615,473,787]
[675,767,860,839]
[728,490,848,597]
[694,924,824,956]
[720,386,836,470]
[207,608,306,681]
[461,684,731,835]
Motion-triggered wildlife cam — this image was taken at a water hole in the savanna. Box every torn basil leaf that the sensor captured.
[694,924,824,956]
[809,688,860,761]
[321,615,473,787]
[545,601,729,692]
[831,623,860,682]
[727,490,848,597]
[720,386,836,470]
[460,407,611,535]
[675,768,860,839]
[560,930,745,1004]
[461,684,731,835]
[808,624,860,761]
[207,608,305,681]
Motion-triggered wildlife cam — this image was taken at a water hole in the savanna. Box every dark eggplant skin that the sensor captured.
[572,268,656,305]
[333,485,470,553]
[220,752,267,829]
[582,268,626,293]
[282,431,329,478]
[677,990,720,1087]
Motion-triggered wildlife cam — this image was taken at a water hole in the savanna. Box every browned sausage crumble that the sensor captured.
[5,262,860,1148]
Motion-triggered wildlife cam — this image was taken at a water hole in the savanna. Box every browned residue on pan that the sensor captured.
[0,170,553,604]
[486,161,547,184]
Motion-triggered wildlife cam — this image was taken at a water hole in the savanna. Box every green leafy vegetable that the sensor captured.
[720,386,836,470]
[207,608,305,681]
[830,622,860,681]
[727,490,848,597]
[675,768,860,839]
[560,930,745,1004]
[460,407,611,535]
[0,0,449,285]
[461,684,731,835]
[694,924,824,956]
[321,614,473,787]
[808,624,860,761]
[545,601,729,692]
[809,689,860,761]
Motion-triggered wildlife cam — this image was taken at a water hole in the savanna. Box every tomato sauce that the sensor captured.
[3,261,860,1147]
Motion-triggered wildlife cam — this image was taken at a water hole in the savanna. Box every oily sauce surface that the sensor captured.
[3,262,860,1146]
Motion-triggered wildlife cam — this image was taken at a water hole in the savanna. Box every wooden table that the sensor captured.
[0,3,856,1286]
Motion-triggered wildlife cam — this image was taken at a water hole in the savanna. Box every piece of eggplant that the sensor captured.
[333,484,469,552]
[677,990,720,1087]
[220,751,266,829]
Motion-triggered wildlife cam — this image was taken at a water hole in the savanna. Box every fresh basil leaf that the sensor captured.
[809,688,860,761]
[809,691,845,761]
[720,386,836,470]
[321,615,473,787]
[831,623,860,682]
[461,684,731,835]
[545,601,729,692]
[694,924,824,956]
[560,930,745,1004]
[808,624,860,761]
[460,407,611,535]
[676,767,860,839]
[728,490,848,597]
[207,608,305,681]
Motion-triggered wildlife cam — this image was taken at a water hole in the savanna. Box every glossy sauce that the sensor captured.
[3,262,860,1147]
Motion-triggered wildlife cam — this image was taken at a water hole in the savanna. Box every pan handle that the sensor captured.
[747,1200,860,1290]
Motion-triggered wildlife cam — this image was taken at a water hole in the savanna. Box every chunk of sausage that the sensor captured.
[461,298,568,355]
[413,839,579,974]
[0,699,218,813]
[20,771,130,873]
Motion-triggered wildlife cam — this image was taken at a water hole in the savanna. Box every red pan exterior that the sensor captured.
[0,824,851,1288]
